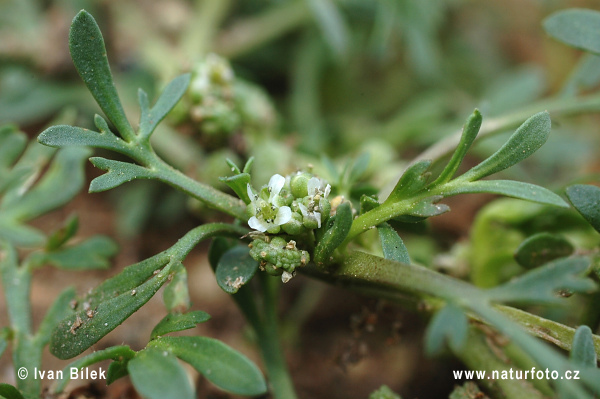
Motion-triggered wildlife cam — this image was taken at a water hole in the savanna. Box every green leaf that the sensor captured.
[107,360,129,385]
[139,74,191,138]
[459,111,551,182]
[307,0,350,58]
[215,246,259,294]
[0,125,27,171]
[348,153,370,183]
[432,109,482,185]
[360,194,380,214]
[128,348,194,399]
[89,157,156,192]
[486,257,596,305]
[314,202,353,265]
[570,325,597,368]
[369,385,402,399]
[407,196,450,217]
[0,384,25,399]
[49,261,174,359]
[150,311,211,340]
[514,233,574,269]
[42,235,118,270]
[150,336,267,396]
[69,10,135,140]
[219,173,252,204]
[544,9,600,55]
[46,214,79,251]
[566,184,600,233]
[377,223,410,264]
[385,160,431,204]
[38,125,129,152]
[0,221,45,247]
[163,263,191,313]
[444,180,568,208]
[425,303,468,355]
[36,287,76,346]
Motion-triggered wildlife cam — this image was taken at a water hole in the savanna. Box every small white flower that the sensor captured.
[246,174,292,232]
[298,203,322,228]
[307,177,331,198]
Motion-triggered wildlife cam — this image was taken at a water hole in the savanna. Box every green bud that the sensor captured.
[290,173,312,198]
[282,212,306,235]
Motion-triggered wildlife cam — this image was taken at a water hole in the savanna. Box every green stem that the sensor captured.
[257,274,297,399]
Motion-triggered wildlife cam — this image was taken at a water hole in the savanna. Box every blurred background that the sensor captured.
[1,0,600,398]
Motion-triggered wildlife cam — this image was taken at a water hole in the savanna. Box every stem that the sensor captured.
[257,274,297,399]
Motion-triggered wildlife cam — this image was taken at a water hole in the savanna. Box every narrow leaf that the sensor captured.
[314,202,353,265]
[69,10,135,140]
[0,125,27,170]
[459,111,551,181]
[307,0,350,57]
[348,153,370,183]
[150,336,267,396]
[107,360,129,385]
[163,263,191,313]
[89,157,156,192]
[408,196,450,217]
[544,9,600,55]
[515,233,574,269]
[150,311,211,340]
[566,184,600,233]
[0,384,26,399]
[570,325,597,368]
[42,236,118,270]
[425,303,468,355]
[0,220,45,247]
[38,125,129,152]
[486,257,596,305]
[377,223,410,264]
[386,160,431,203]
[128,348,194,399]
[139,74,191,138]
[433,109,482,185]
[36,287,76,346]
[46,214,79,251]
[444,180,568,208]
[219,173,251,204]
[216,246,259,294]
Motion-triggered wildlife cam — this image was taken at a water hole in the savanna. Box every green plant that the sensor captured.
[2,5,600,399]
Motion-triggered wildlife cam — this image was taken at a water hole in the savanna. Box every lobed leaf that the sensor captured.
[216,246,259,294]
[150,336,267,396]
[514,233,574,269]
[458,111,551,182]
[128,348,194,399]
[139,74,191,138]
[314,202,353,265]
[89,157,156,192]
[432,109,482,186]
[38,125,129,153]
[566,184,600,233]
[150,311,211,340]
[69,10,134,140]
[544,9,600,55]
[444,180,568,208]
[485,257,596,305]
[377,223,410,264]
[571,326,597,368]
[425,303,468,355]
[385,160,431,204]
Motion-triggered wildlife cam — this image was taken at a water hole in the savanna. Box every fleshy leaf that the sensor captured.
[128,348,194,399]
[566,184,600,233]
[385,160,431,203]
[163,263,191,313]
[570,325,597,368]
[216,246,259,294]
[50,260,174,359]
[425,303,468,355]
[41,236,118,270]
[150,311,211,340]
[377,223,410,264]
[486,257,596,305]
[69,10,135,140]
[433,109,482,185]
[89,157,156,192]
[314,202,353,265]
[459,111,551,182]
[150,336,267,396]
[514,233,574,269]
[139,74,191,138]
[444,180,568,208]
[544,9,600,55]
[38,125,129,152]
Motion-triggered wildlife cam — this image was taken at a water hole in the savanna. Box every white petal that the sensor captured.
[274,206,292,225]
[247,183,255,201]
[314,212,322,228]
[248,216,268,232]
[298,203,308,217]
[268,174,286,200]
[307,177,320,196]
[324,184,331,198]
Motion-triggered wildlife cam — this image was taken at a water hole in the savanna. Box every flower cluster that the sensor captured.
[246,172,331,234]
[249,237,309,283]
